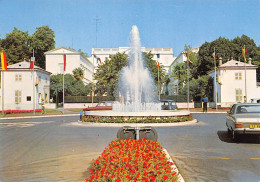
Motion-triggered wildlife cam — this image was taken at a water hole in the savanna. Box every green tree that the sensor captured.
[143,52,166,85]
[30,25,55,69]
[94,52,128,96]
[0,27,31,65]
[50,74,88,103]
[73,67,84,80]
[197,35,260,80]
[94,52,167,97]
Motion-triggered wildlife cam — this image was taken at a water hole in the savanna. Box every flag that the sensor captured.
[1,52,7,70]
[29,57,35,69]
[63,54,66,71]
[185,52,192,63]
[97,57,102,65]
[242,48,247,62]
[157,61,160,71]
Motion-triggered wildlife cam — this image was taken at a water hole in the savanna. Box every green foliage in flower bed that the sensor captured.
[81,115,193,123]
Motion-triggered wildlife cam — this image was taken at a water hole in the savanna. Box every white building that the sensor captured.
[0,61,51,110]
[209,58,260,107]
[91,47,175,73]
[45,47,94,84]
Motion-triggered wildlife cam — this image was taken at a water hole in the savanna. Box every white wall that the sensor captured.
[210,67,260,107]
[0,70,50,110]
[45,47,94,84]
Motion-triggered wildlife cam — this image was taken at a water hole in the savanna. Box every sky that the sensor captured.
[0,0,260,57]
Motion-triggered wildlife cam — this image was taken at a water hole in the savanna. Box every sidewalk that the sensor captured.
[0,108,80,120]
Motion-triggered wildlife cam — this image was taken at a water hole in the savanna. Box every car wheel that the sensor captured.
[232,130,239,142]
[227,127,231,135]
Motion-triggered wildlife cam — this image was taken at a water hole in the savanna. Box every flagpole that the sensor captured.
[214,47,217,110]
[1,70,4,116]
[32,49,35,115]
[158,61,160,101]
[187,53,189,111]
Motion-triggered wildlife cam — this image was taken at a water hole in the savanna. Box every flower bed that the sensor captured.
[0,109,42,114]
[82,115,193,123]
[211,107,231,110]
[85,139,178,182]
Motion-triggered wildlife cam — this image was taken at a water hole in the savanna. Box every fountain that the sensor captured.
[84,25,190,119]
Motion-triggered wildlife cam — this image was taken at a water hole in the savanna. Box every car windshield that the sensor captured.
[236,105,260,114]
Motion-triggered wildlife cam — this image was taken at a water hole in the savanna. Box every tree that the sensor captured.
[30,25,55,69]
[171,45,213,101]
[197,35,260,80]
[50,74,88,103]
[0,26,55,69]
[73,67,84,80]
[0,27,31,65]
[143,52,166,85]
[94,52,167,97]
[94,52,128,96]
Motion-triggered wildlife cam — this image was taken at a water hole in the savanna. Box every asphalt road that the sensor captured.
[0,114,259,182]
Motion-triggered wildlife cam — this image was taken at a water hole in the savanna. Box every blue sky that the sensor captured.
[0,0,259,56]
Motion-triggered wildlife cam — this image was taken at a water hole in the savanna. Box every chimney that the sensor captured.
[219,57,222,66]
[248,58,252,65]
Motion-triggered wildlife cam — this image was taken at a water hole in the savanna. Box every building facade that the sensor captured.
[45,47,94,84]
[209,58,260,107]
[91,47,175,73]
[0,61,51,110]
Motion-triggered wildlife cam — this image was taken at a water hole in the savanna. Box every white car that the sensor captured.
[226,104,260,141]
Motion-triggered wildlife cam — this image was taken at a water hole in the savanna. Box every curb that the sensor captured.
[163,148,185,182]
[0,113,79,120]
[191,112,226,114]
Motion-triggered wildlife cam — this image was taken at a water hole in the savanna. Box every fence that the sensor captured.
[65,96,115,103]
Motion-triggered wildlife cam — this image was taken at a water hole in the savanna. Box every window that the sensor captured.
[27,96,31,101]
[235,72,242,80]
[15,74,22,81]
[235,89,242,102]
[15,90,22,104]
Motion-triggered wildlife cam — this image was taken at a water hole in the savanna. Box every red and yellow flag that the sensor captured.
[157,61,160,71]
[1,52,7,70]
[185,52,192,63]
[242,48,247,62]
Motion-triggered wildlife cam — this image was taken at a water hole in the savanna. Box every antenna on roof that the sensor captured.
[93,16,101,48]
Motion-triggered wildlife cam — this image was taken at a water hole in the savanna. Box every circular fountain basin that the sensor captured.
[84,110,190,119]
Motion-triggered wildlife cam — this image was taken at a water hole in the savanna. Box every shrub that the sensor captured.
[81,115,193,123]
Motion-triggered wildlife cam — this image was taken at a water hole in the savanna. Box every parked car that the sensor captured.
[250,98,260,103]
[226,103,260,141]
[83,101,118,111]
[160,100,178,110]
